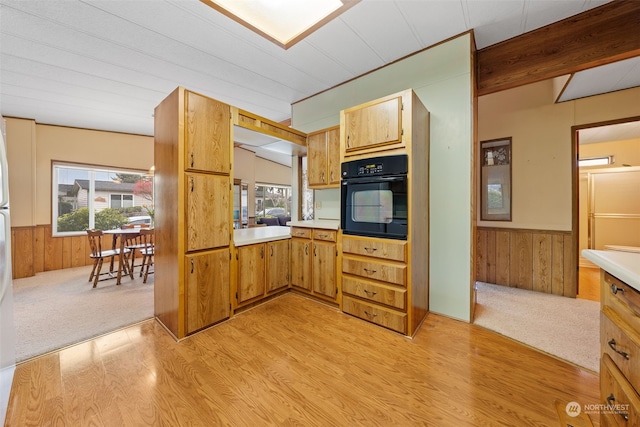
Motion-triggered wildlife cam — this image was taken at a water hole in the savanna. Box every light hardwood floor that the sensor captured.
[6,293,600,426]
[578,266,601,302]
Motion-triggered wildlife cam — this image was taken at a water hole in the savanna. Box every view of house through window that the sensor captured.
[53,163,154,236]
[254,184,291,219]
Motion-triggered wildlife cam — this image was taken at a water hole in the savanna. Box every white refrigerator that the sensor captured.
[0,125,16,425]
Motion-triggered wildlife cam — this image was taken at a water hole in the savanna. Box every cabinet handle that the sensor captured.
[190,258,194,274]
[363,268,377,275]
[305,244,308,256]
[314,244,317,256]
[364,310,377,318]
[321,171,325,183]
[611,283,625,295]
[190,152,194,168]
[190,177,194,192]
[364,247,377,253]
[608,339,630,360]
[330,170,334,182]
[346,135,350,148]
[363,289,377,297]
[606,394,629,421]
[270,245,274,257]
[261,246,264,258]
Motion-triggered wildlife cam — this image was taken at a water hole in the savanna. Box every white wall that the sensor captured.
[292,34,474,322]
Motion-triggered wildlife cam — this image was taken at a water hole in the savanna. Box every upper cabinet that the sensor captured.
[342,95,403,155]
[185,91,231,174]
[307,126,340,188]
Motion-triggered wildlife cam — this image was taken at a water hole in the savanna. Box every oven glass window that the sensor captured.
[352,190,393,223]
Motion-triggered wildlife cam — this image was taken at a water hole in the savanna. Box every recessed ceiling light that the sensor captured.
[200,0,360,49]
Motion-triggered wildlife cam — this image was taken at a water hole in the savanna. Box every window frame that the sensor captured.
[52,161,152,237]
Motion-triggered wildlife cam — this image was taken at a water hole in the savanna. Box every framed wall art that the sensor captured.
[480,137,512,221]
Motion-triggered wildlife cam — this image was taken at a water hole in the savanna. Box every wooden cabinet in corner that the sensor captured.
[235,239,290,308]
[307,126,340,188]
[290,227,338,303]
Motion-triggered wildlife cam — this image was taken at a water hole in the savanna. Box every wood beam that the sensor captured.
[477,0,640,96]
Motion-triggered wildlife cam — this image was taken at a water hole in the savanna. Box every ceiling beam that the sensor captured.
[476,0,640,96]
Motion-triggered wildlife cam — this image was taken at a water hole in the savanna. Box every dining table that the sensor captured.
[103,228,145,285]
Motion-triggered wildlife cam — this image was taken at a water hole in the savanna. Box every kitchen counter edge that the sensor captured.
[286,220,340,230]
[582,249,640,292]
[234,226,291,247]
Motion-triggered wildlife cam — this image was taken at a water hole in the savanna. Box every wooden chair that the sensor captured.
[86,229,131,288]
[138,228,155,283]
[121,226,147,277]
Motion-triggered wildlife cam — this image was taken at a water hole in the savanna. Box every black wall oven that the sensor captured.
[341,154,408,240]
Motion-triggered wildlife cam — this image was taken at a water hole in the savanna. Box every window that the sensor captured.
[301,156,314,220]
[480,137,512,221]
[255,184,291,218]
[110,194,134,209]
[52,163,154,236]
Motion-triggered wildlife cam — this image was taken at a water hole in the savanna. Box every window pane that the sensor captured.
[53,164,154,236]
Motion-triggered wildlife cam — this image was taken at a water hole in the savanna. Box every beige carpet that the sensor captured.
[12,264,154,362]
[473,282,600,372]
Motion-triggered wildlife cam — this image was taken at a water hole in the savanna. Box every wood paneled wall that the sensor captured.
[476,227,576,297]
[11,225,93,279]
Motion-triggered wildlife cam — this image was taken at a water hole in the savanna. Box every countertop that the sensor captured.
[234,226,291,247]
[582,249,640,292]
[286,219,340,230]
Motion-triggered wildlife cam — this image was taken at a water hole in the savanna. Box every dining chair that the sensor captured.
[121,226,146,277]
[86,229,131,288]
[138,228,155,283]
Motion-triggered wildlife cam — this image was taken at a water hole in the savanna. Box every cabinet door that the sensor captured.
[307,132,327,187]
[313,241,336,299]
[186,249,230,334]
[326,127,341,185]
[290,239,311,291]
[267,240,290,293]
[237,244,266,303]
[344,96,402,152]
[185,91,230,174]
[186,173,230,252]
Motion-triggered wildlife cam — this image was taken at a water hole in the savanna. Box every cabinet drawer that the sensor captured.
[290,227,311,239]
[342,236,406,262]
[600,354,640,426]
[312,229,337,242]
[342,256,406,286]
[604,272,640,331]
[342,277,406,310]
[601,307,640,393]
[342,296,407,334]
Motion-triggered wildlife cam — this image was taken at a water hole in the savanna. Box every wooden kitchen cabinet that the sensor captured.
[312,240,337,299]
[237,244,266,303]
[307,126,340,188]
[184,90,230,174]
[599,271,640,425]
[342,95,403,154]
[290,227,338,302]
[154,87,233,339]
[186,249,231,334]
[267,239,290,293]
[290,237,311,291]
[338,89,429,336]
[186,173,230,251]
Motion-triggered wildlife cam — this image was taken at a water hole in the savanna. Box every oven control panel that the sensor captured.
[341,154,408,179]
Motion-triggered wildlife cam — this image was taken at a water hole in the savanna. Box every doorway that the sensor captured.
[574,117,640,301]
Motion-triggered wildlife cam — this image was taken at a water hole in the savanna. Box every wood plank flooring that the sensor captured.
[5,293,600,426]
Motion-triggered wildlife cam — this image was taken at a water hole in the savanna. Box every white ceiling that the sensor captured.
[1,0,635,150]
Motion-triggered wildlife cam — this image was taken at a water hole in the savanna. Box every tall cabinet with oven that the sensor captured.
[339,89,429,336]
[154,87,233,339]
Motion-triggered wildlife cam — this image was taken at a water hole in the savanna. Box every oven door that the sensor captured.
[341,175,408,240]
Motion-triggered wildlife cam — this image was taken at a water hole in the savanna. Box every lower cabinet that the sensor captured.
[236,239,290,307]
[341,235,408,334]
[599,271,640,425]
[290,227,338,302]
[185,248,231,334]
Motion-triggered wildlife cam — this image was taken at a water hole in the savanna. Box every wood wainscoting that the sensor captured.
[11,225,93,279]
[476,227,576,297]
